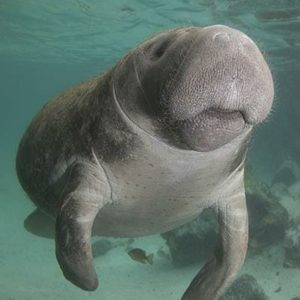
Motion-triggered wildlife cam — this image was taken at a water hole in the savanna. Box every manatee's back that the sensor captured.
[16,77,101,213]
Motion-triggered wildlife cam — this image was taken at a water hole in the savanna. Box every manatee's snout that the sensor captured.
[171,25,273,118]
[163,25,274,126]
[164,25,274,150]
[113,25,274,152]
[154,25,274,151]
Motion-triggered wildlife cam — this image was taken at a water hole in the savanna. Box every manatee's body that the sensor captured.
[16,25,274,299]
[93,108,250,237]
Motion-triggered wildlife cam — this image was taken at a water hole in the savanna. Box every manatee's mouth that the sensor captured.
[179,107,248,152]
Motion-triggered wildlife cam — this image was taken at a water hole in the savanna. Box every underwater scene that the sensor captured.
[0,0,299,299]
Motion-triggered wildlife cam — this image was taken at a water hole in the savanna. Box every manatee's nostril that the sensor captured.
[213,32,230,42]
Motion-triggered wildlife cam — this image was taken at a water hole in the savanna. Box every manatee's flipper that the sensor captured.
[55,159,110,291]
[182,192,248,300]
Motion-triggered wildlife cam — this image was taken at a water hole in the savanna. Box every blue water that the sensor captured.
[0,1,299,299]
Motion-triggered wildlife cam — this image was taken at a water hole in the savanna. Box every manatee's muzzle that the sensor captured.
[162,25,274,128]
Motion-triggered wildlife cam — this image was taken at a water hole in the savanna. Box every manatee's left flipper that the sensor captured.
[55,160,110,291]
[182,192,248,300]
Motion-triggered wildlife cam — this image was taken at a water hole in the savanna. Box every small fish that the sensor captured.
[127,248,154,265]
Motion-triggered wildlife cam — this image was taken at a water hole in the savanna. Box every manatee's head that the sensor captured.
[112,25,274,152]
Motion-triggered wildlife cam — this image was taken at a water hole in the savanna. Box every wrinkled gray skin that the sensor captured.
[16,25,274,300]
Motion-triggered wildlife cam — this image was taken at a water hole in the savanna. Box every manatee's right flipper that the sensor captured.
[55,159,110,291]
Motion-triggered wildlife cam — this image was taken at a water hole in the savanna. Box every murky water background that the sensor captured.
[0,1,299,299]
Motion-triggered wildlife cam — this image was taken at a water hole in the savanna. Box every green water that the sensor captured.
[0,1,299,299]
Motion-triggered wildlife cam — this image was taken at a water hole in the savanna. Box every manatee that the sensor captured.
[16,25,274,299]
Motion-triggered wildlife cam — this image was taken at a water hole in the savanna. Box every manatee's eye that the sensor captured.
[151,40,171,60]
